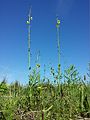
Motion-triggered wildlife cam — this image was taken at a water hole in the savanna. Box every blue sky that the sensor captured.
[0,0,89,84]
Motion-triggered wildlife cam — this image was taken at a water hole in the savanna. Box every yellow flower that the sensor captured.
[36,64,40,68]
[26,21,30,24]
[57,20,60,25]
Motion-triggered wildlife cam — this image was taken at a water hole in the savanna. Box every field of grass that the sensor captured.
[0,64,90,120]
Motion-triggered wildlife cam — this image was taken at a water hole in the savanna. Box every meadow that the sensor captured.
[0,63,90,120]
[0,0,89,119]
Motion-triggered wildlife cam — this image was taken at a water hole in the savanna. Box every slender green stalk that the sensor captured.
[56,17,61,94]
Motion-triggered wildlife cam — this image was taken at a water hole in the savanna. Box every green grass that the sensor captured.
[0,64,90,120]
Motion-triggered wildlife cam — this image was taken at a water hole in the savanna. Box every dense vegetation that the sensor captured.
[0,64,90,120]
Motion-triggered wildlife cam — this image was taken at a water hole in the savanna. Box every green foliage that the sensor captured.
[0,65,90,119]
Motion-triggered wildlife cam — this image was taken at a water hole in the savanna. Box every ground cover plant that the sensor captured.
[0,64,90,120]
